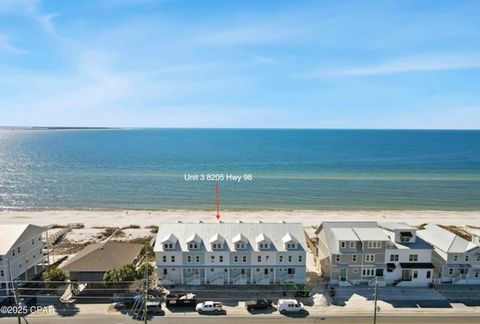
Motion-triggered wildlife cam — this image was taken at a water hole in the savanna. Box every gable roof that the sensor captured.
[61,242,143,272]
[0,224,45,255]
[209,233,225,244]
[417,224,478,253]
[154,222,306,252]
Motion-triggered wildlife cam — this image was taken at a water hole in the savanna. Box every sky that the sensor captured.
[0,0,480,129]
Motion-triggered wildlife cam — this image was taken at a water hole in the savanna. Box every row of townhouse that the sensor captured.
[154,221,307,285]
[0,224,49,296]
[315,222,480,286]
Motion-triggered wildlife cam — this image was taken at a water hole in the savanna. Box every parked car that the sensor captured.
[195,301,223,313]
[245,299,273,311]
[166,293,197,308]
[277,299,305,314]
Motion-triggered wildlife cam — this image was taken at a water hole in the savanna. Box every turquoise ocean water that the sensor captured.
[0,129,479,211]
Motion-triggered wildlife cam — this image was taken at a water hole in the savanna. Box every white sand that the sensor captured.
[1,209,479,227]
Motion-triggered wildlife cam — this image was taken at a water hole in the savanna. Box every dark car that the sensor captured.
[245,299,273,311]
[166,293,197,308]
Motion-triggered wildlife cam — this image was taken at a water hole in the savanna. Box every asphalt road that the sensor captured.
[3,315,480,324]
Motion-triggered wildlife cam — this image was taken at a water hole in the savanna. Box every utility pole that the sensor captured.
[373,276,378,324]
[7,258,21,324]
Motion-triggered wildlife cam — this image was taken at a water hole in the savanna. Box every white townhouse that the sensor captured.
[0,224,48,295]
[418,224,480,284]
[154,221,307,285]
[380,223,434,287]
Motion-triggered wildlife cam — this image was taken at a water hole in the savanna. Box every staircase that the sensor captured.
[255,274,270,285]
[232,274,247,285]
[160,274,176,285]
[277,273,289,283]
[186,274,201,285]
[208,273,225,285]
[452,273,467,284]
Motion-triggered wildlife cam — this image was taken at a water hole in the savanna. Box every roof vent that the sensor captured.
[218,220,223,223]
[236,220,243,223]
[257,220,263,223]
[176,220,182,223]
[197,220,203,223]
[279,220,286,223]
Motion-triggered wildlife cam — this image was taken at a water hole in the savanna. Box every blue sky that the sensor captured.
[0,0,480,128]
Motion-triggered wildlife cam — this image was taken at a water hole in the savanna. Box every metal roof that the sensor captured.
[417,224,479,254]
[154,222,306,252]
[0,224,45,255]
[352,227,389,241]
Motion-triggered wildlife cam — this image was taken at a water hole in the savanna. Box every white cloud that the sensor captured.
[306,54,480,78]
[0,33,26,54]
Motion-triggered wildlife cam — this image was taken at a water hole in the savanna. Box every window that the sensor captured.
[426,271,431,279]
[476,255,480,262]
[335,255,341,262]
[32,239,35,245]
[259,243,270,249]
[18,247,20,253]
[413,271,418,279]
[211,256,215,262]
[235,243,245,250]
[362,268,375,276]
[390,254,399,262]
[367,242,381,249]
[187,255,192,263]
[353,268,358,273]
[163,269,168,275]
[219,256,223,262]
[352,254,357,262]
[195,256,200,263]
[453,255,459,262]
[449,268,454,275]
[163,243,173,250]
[0,270,3,277]
[298,255,303,262]
[12,250,15,256]
[288,255,292,262]
[242,255,247,263]
[0,256,2,262]
[162,256,167,262]
[171,256,175,262]
[409,254,418,262]
[257,255,261,262]
[365,254,375,262]
[474,272,479,279]
[212,243,222,250]
[465,255,469,262]
[340,241,346,249]
[188,243,199,250]
[286,243,296,249]
[349,241,355,249]
[279,255,283,262]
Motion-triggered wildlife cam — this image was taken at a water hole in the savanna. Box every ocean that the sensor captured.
[0,129,479,211]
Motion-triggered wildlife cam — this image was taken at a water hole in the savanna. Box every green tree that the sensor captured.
[136,263,154,280]
[42,266,68,288]
[140,243,154,261]
[104,264,137,288]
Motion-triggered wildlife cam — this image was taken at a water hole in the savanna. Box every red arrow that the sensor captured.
[215,181,221,220]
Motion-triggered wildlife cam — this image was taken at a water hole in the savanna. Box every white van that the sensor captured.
[277,299,305,314]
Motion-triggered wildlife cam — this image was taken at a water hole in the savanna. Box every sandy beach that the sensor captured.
[1,209,479,228]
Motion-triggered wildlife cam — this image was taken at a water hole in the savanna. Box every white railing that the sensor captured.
[255,274,269,284]
[186,274,200,285]
[161,274,176,284]
[208,273,225,284]
[452,273,467,284]
[232,274,247,284]
[277,273,289,283]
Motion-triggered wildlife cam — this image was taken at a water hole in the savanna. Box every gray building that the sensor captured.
[154,221,307,285]
[315,222,389,286]
[417,224,480,284]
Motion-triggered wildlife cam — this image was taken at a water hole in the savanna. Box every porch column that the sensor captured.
[250,269,254,284]
[227,269,230,284]
[180,269,184,284]
[273,269,276,284]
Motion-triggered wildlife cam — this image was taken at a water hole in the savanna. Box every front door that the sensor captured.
[402,270,412,281]
[339,268,347,281]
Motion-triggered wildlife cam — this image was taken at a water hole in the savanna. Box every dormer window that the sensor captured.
[259,243,270,250]
[340,241,346,248]
[188,243,199,250]
[163,243,174,250]
[212,243,223,250]
[286,243,297,249]
[235,243,246,250]
[186,233,202,250]
[210,233,226,251]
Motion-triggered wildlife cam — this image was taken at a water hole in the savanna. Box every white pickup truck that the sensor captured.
[195,301,223,313]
